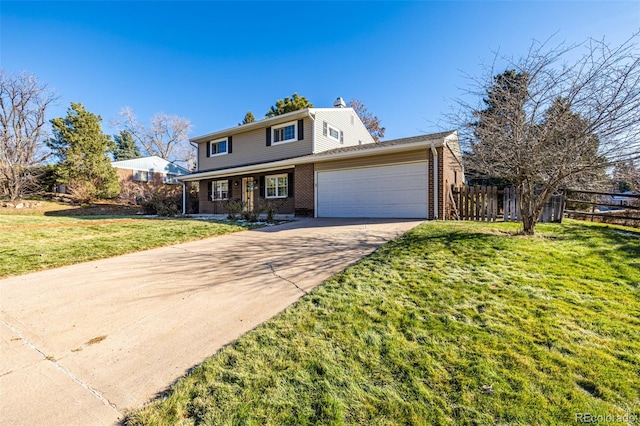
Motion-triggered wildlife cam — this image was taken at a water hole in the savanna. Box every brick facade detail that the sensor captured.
[116,168,169,203]
[427,146,463,219]
[199,167,305,215]
[294,163,314,216]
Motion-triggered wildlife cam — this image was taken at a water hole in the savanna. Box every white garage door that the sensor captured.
[317,162,428,218]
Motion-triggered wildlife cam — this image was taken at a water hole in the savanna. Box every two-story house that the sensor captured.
[179,98,464,219]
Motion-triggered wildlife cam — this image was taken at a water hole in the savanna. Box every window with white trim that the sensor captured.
[327,124,340,141]
[265,174,288,198]
[212,180,229,200]
[209,138,228,156]
[133,170,149,182]
[272,121,297,144]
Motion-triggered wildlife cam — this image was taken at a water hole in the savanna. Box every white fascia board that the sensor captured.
[178,138,445,182]
[310,139,444,163]
[179,161,297,181]
[190,109,314,144]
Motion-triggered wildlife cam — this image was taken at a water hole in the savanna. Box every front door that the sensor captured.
[242,177,254,211]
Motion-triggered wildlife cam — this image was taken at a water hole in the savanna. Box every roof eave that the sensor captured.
[178,136,446,182]
[190,109,315,144]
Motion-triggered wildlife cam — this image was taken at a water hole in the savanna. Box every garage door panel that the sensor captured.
[317,163,427,218]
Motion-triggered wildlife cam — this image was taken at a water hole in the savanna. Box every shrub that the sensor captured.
[263,199,285,223]
[242,203,265,222]
[141,185,182,216]
[226,199,243,220]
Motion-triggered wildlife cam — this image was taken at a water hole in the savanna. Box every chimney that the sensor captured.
[333,97,346,108]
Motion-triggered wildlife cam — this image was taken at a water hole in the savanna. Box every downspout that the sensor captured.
[190,141,198,171]
[182,182,187,215]
[307,110,316,153]
[307,110,318,217]
[188,140,198,216]
[431,144,438,219]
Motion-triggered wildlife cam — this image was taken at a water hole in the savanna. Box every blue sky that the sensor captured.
[2,1,639,141]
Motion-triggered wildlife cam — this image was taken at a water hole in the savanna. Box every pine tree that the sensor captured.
[265,93,313,117]
[48,102,120,201]
[113,130,142,160]
[239,111,255,125]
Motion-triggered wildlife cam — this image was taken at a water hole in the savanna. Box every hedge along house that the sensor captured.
[179,98,464,219]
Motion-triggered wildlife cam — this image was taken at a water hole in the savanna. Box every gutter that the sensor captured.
[178,138,446,182]
[190,109,314,144]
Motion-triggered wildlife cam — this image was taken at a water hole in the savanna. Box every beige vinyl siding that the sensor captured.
[198,118,313,171]
[315,149,428,172]
[313,109,375,153]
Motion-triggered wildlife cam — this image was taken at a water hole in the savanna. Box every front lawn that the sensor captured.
[126,220,640,425]
[0,215,248,278]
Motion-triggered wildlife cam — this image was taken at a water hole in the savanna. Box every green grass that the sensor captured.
[126,220,640,426]
[0,215,248,278]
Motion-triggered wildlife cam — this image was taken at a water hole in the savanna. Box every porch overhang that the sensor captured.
[178,134,450,183]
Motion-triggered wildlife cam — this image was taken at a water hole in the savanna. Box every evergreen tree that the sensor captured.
[48,102,120,200]
[612,160,640,192]
[265,93,313,117]
[239,111,255,125]
[113,130,142,160]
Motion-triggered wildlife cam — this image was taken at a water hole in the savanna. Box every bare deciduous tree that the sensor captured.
[348,99,386,142]
[0,71,56,201]
[114,107,192,163]
[457,34,640,235]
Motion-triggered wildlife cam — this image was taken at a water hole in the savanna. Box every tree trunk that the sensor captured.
[519,183,541,235]
[521,213,536,235]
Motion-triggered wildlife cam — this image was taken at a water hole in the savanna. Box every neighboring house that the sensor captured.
[179,99,464,219]
[598,190,639,210]
[112,156,190,203]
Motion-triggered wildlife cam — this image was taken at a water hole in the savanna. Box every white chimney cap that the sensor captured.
[333,97,346,108]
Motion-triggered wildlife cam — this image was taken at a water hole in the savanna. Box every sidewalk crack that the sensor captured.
[1,319,121,414]
[265,263,307,295]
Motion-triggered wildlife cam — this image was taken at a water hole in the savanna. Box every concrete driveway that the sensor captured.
[0,218,422,425]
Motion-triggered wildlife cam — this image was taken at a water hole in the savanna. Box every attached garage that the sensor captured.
[316,162,428,218]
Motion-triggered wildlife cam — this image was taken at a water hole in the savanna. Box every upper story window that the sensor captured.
[133,170,149,182]
[272,121,298,144]
[323,121,344,144]
[208,138,228,156]
[328,125,340,141]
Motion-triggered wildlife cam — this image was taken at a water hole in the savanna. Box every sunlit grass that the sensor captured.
[0,215,248,278]
[126,220,640,425]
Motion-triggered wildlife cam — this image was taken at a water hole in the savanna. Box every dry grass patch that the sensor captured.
[0,214,249,278]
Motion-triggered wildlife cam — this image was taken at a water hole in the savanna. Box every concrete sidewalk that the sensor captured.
[0,218,422,425]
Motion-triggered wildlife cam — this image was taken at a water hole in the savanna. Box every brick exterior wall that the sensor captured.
[294,163,314,216]
[199,168,299,215]
[442,145,464,220]
[426,146,464,220]
[116,168,167,203]
[195,145,462,219]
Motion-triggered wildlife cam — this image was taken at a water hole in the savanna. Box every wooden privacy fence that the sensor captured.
[451,185,499,221]
[451,186,565,223]
[503,187,565,223]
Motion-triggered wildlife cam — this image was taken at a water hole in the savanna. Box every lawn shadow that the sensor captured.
[553,221,640,264]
